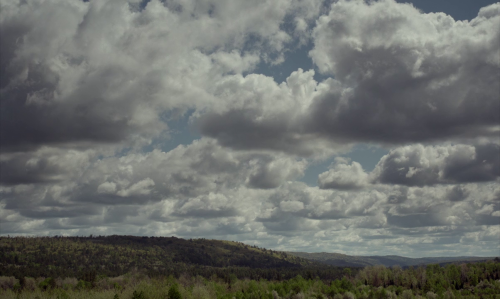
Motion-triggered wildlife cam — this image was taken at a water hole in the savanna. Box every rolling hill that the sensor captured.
[0,235,341,281]
[1,235,495,282]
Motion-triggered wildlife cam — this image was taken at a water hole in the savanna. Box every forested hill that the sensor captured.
[0,235,340,281]
[2,235,495,283]
[288,251,496,268]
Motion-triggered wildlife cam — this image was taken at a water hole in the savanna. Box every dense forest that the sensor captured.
[1,236,499,298]
[0,236,346,281]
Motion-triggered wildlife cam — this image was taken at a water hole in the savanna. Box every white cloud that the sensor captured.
[97,182,117,194]
[476,204,495,215]
[280,200,305,213]
[117,178,155,197]
[318,157,369,190]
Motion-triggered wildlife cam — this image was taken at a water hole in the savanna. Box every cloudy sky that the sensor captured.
[1,0,499,258]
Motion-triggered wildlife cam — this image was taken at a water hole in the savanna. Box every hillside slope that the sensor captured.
[288,251,496,267]
[0,235,325,279]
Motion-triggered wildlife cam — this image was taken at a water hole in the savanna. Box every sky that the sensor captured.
[0,0,499,258]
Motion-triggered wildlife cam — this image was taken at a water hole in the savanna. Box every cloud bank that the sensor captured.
[0,0,499,257]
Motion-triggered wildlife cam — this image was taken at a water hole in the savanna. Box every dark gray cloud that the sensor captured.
[372,143,500,186]
[198,109,296,153]
[443,143,500,183]
[446,185,470,202]
[316,143,499,189]
[0,149,93,185]
[0,1,162,152]
[387,213,448,228]
[19,206,102,220]
[307,1,500,143]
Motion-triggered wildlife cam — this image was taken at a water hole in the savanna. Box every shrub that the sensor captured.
[343,291,356,299]
[192,284,212,299]
[39,277,56,291]
[291,293,305,299]
[95,277,114,290]
[132,290,147,299]
[0,276,18,290]
[327,285,340,297]
[55,290,71,299]
[401,289,414,299]
[76,279,92,290]
[35,277,46,286]
[168,284,182,299]
[21,277,36,291]
[443,290,455,299]
[109,275,126,290]
[57,277,78,290]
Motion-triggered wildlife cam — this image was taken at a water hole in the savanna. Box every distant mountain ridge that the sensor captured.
[287,251,496,268]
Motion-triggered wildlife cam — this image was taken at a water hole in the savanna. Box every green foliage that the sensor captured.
[168,284,182,299]
[55,290,71,299]
[38,277,55,291]
[132,290,147,299]
[76,279,94,290]
[343,268,352,277]
[401,289,413,299]
[2,266,500,299]
[0,235,336,281]
[370,287,388,299]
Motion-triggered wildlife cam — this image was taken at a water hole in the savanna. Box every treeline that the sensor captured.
[357,263,500,291]
[1,261,499,298]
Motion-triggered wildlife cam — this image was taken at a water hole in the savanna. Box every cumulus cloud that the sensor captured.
[0,147,95,185]
[0,0,323,153]
[2,174,499,255]
[318,157,369,190]
[0,138,308,223]
[197,69,348,157]
[97,182,117,195]
[174,193,239,218]
[315,142,499,190]
[198,0,500,154]
[307,0,500,143]
[247,156,307,189]
[372,143,500,186]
